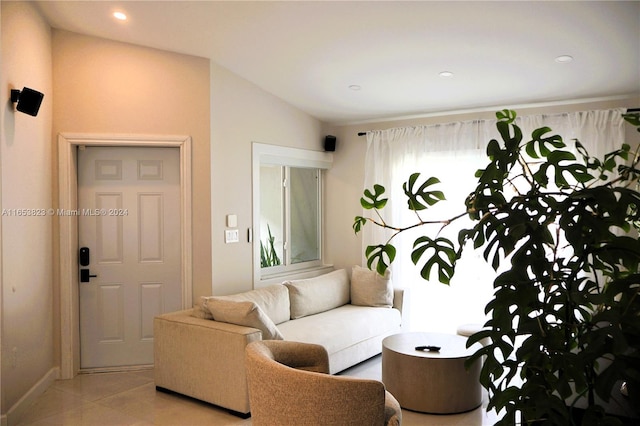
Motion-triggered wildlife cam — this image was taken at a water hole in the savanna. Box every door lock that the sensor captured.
[79,247,90,266]
[80,269,97,283]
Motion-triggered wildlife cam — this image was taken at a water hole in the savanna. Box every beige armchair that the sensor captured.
[245,340,402,425]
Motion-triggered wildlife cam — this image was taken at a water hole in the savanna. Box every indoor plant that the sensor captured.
[354,110,640,425]
[260,224,281,267]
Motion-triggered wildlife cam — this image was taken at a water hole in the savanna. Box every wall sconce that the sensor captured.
[10,87,44,117]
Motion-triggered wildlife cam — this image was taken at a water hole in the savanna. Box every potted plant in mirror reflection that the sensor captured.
[354,110,640,425]
[260,224,281,267]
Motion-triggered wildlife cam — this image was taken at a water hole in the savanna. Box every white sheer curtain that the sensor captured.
[362,109,626,333]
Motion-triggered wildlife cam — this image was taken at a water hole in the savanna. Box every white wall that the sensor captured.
[1,1,54,420]
[209,62,324,295]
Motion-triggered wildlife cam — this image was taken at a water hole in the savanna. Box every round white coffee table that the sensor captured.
[382,332,483,414]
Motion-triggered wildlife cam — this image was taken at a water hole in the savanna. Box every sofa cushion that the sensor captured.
[284,269,350,319]
[278,304,401,370]
[351,265,393,308]
[210,284,290,325]
[205,298,283,340]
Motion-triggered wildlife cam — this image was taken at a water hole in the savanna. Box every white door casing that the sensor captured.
[78,147,181,369]
[58,134,192,377]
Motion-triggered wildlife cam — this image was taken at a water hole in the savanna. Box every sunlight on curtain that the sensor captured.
[362,109,626,334]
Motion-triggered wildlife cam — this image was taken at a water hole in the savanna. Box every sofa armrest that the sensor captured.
[154,309,262,414]
[392,287,406,314]
[258,340,330,374]
[393,287,409,328]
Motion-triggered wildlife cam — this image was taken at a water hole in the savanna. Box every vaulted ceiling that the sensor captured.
[36,1,640,124]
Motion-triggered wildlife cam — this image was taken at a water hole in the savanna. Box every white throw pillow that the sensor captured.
[205,298,283,340]
[214,284,290,325]
[350,265,393,308]
[284,269,350,319]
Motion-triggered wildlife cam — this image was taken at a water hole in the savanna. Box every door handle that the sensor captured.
[80,269,97,283]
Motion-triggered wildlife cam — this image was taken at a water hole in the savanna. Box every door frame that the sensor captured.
[58,133,193,379]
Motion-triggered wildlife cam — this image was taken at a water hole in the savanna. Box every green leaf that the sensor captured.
[352,216,367,234]
[525,126,565,158]
[480,215,515,270]
[411,236,457,284]
[496,119,523,153]
[486,139,501,160]
[365,244,396,275]
[402,173,445,211]
[533,149,593,188]
[622,112,640,127]
[496,109,517,123]
[360,184,387,209]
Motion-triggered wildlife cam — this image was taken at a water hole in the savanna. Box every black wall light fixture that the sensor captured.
[10,87,44,117]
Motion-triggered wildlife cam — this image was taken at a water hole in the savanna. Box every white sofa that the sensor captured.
[154,268,405,416]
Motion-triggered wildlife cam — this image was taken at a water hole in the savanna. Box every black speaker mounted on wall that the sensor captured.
[11,87,44,117]
[324,135,336,152]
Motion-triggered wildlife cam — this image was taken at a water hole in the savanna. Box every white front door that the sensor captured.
[78,146,182,369]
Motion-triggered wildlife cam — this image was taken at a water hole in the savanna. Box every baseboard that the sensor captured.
[6,366,59,426]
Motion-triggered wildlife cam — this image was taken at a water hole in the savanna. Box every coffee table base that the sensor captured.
[382,332,482,414]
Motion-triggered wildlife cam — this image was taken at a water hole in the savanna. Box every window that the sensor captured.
[252,143,332,286]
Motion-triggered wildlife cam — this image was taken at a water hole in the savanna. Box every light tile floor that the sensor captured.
[16,355,499,426]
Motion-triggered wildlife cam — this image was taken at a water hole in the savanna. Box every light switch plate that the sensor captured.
[225,229,239,243]
[226,214,237,228]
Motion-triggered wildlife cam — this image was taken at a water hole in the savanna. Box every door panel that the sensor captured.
[96,192,124,262]
[139,193,164,262]
[78,146,181,369]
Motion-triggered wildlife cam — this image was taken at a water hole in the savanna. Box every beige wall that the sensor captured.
[1,6,325,420]
[325,98,640,274]
[52,30,212,303]
[1,0,54,417]
[209,62,324,296]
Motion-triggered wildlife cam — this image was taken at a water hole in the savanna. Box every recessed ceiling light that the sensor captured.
[113,11,127,21]
[555,55,574,63]
[348,85,362,91]
[439,71,454,78]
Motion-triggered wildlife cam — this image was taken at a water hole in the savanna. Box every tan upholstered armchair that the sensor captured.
[245,340,402,425]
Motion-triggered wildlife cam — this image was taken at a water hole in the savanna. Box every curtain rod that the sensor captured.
[356,107,640,136]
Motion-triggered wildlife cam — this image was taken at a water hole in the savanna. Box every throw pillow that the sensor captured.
[284,269,350,319]
[217,284,290,325]
[191,296,214,319]
[205,298,283,340]
[350,265,393,308]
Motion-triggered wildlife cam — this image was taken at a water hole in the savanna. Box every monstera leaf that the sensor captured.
[365,244,396,275]
[352,216,367,233]
[360,184,387,210]
[525,126,565,159]
[532,150,593,188]
[402,173,445,211]
[411,236,457,284]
